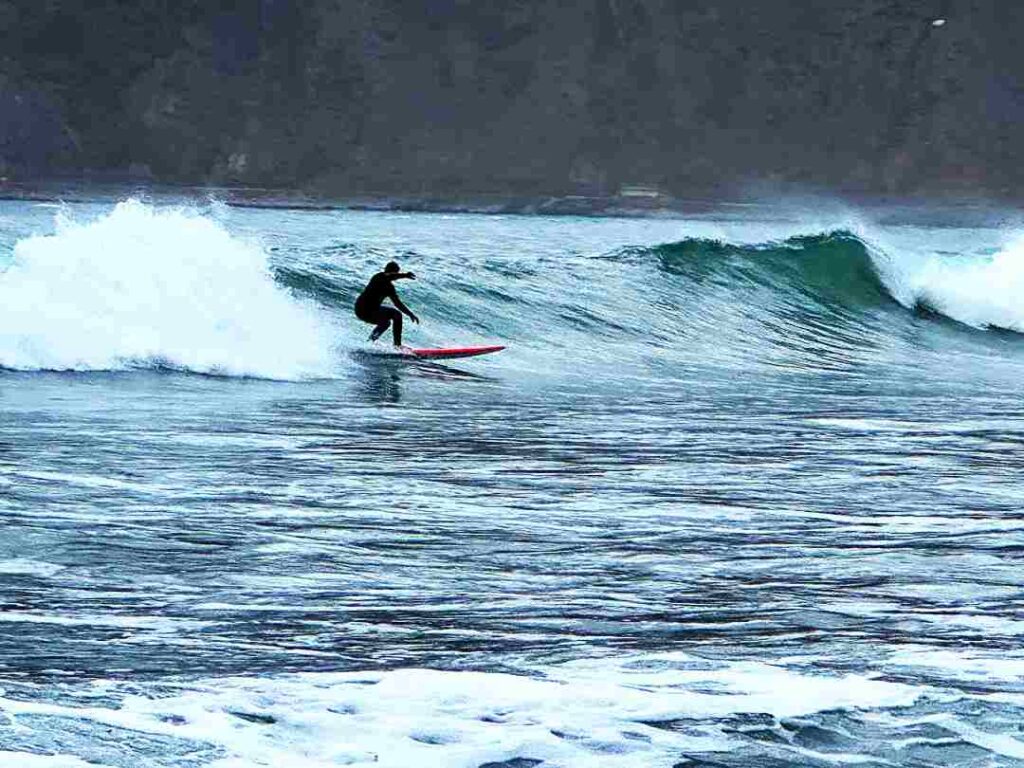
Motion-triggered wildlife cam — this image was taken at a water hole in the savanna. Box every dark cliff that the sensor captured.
[1,0,1021,199]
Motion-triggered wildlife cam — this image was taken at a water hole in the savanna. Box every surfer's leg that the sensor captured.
[367,308,402,345]
[368,310,392,343]
[390,310,403,346]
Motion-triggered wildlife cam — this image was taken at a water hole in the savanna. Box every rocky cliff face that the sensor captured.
[1,0,1021,198]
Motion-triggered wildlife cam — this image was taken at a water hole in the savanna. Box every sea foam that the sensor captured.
[869,229,1024,332]
[0,200,336,378]
[0,653,923,768]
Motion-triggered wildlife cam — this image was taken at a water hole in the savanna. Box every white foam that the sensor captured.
[887,648,1024,682]
[0,654,923,768]
[0,200,336,378]
[867,711,1024,761]
[941,719,1024,760]
[547,653,919,720]
[6,469,167,494]
[0,611,211,632]
[0,751,94,768]
[870,228,1024,331]
[905,613,1024,636]
[0,559,65,578]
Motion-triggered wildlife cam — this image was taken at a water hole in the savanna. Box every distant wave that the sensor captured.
[620,230,893,309]
[623,229,1024,335]
[280,226,1024,343]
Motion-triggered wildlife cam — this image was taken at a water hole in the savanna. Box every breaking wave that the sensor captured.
[1,200,1022,378]
[0,201,336,378]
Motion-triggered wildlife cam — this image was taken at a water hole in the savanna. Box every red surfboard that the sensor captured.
[405,345,505,360]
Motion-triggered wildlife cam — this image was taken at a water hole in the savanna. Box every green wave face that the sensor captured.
[265,224,1024,378]
[642,231,892,309]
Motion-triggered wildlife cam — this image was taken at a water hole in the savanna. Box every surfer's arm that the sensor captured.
[388,287,419,323]
[388,271,416,281]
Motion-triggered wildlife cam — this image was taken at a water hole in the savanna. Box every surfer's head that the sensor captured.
[383,261,401,274]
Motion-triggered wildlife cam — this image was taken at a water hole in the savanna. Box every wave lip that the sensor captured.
[0,200,336,379]
[635,230,892,309]
[879,232,1024,333]
[606,230,908,373]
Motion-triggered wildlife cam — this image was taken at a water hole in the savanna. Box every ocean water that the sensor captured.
[1,198,1024,767]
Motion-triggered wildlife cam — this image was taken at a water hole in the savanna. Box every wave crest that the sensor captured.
[623,230,892,310]
[0,200,336,378]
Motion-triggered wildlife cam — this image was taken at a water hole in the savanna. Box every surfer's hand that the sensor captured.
[405,271,417,280]
[409,313,420,324]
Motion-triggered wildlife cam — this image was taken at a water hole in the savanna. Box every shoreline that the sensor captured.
[1,179,1020,227]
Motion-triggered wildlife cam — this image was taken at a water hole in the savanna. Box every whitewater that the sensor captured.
[1,197,1024,767]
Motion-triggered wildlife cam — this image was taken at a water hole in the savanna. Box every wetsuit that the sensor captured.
[354,272,415,346]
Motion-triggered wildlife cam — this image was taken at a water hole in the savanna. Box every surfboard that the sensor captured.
[404,345,505,360]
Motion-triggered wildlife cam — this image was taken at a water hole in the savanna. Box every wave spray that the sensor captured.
[0,201,336,378]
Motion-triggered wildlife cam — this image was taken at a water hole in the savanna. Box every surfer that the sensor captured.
[354,261,419,346]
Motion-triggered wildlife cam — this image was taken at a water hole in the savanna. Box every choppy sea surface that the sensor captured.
[1,198,1024,767]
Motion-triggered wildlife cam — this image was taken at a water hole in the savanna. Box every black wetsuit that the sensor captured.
[354,272,408,346]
